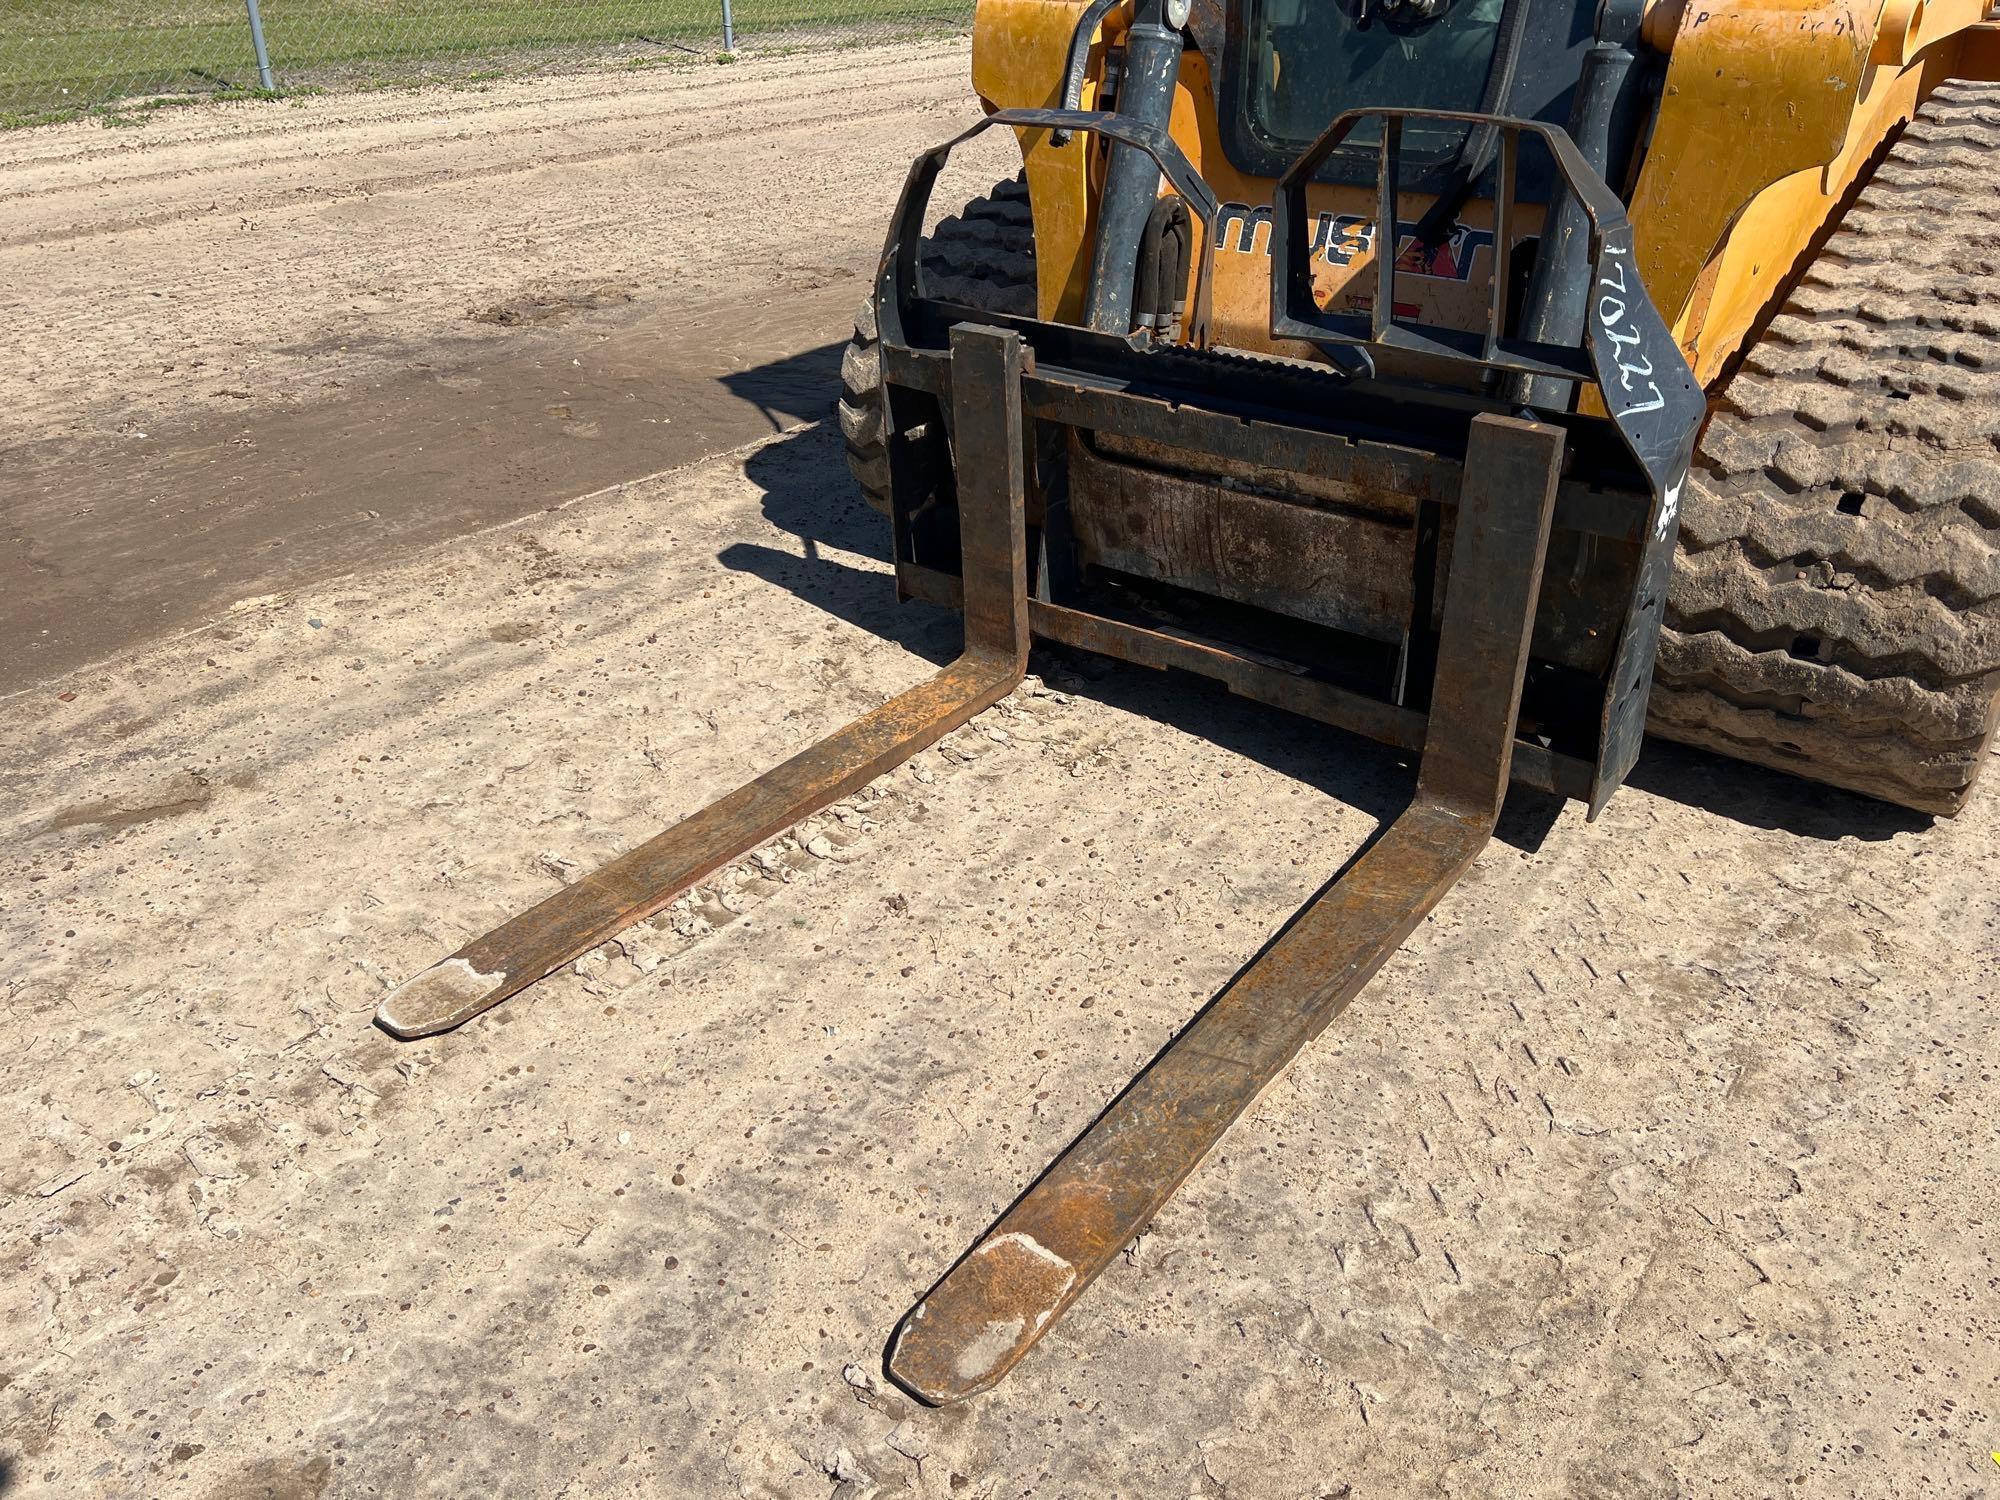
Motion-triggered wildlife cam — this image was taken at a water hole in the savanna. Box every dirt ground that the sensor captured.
[0,40,1010,691]
[3,43,1998,1500]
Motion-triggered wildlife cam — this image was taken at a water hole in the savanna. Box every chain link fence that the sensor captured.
[2,0,973,124]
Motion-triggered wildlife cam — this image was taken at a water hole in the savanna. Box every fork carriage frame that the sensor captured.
[878,106,1702,820]
[376,107,1701,1405]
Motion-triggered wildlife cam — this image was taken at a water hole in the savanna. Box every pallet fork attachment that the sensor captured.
[376,92,1700,1405]
[378,321,1568,1401]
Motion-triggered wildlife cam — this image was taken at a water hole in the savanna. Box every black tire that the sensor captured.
[1649,80,2000,815]
[839,177,1036,513]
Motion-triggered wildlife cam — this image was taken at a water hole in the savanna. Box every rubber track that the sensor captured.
[839,178,1037,510]
[1651,80,2000,814]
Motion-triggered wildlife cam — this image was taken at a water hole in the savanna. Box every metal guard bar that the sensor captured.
[1269,106,1703,501]
[1051,0,1125,145]
[877,107,1220,355]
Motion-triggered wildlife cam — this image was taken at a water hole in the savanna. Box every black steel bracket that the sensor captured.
[1271,106,1702,499]
[1051,0,1127,145]
[876,106,1220,352]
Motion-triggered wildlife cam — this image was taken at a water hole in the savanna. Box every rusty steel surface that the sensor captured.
[1024,371,1647,544]
[885,413,1565,1405]
[1068,433,1416,643]
[374,326,1031,1040]
[891,563,1597,802]
[1094,429,1428,527]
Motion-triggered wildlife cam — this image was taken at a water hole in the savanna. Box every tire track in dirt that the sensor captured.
[3,418,1994,1499]
[0,40,982,451]
[0,46,964,188]
[0,54,967,244]
[8,94,963,249]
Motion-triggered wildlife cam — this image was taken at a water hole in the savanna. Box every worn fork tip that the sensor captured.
[885,1230,1080,1405]
[375,957,508,1039]
[885,1302,1001,1408]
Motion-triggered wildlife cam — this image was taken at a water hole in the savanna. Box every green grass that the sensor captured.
[0,83,292,130]
[1,0,970,116]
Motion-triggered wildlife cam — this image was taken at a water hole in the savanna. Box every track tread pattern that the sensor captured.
[1651,81,2000,814]
[839,178,1036,512]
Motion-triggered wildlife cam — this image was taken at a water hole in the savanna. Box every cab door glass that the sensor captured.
[1246,0,1508,163]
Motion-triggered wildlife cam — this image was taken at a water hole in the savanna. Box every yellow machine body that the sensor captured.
[970,0,2000,387]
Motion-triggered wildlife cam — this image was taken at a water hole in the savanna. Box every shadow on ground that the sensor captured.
[1626,736,1929,842]
[716,338,848,437]
[738,402,892,563]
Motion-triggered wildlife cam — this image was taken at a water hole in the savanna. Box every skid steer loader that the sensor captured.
[377,0,2000,1404]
